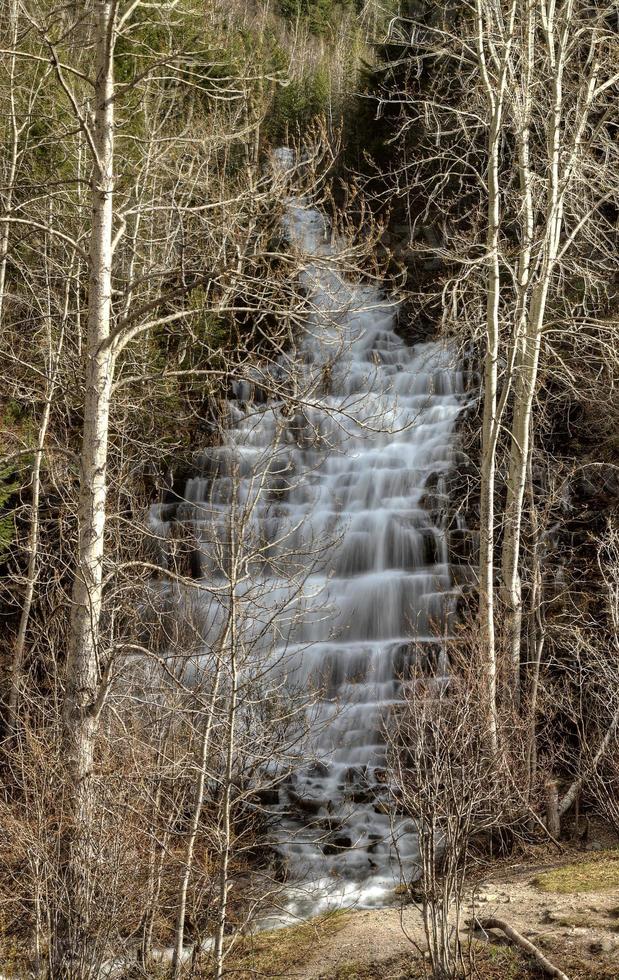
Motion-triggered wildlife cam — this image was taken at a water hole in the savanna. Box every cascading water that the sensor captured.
[164,162,467,917]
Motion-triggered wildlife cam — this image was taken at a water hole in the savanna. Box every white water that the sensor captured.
[168,172,467,918]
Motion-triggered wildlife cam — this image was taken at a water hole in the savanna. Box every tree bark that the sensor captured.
[474,917,569,980]
[500,0,599,701]
[499,0,535,706]
[213,570,240,979]
[0,0,19,323]
[53,2,116,975]
[476,0,517,757]
[559,701,619,818]
[545,778,561,839]
[171,653,225,978]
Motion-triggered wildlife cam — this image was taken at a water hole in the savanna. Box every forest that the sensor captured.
[0,0,617,978]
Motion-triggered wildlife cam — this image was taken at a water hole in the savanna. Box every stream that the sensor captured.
[156,158,467,922]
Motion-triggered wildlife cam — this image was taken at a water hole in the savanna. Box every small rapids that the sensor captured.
[154,158,468,920]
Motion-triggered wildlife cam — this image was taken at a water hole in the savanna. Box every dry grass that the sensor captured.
[329,944,533,980]
[534,851,619,894]
[328,944,619,980]
[330,955,413,979]
[545,910,602,928]
[210,910,351,979]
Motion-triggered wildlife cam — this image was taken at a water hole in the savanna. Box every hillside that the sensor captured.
[0,1,617,978]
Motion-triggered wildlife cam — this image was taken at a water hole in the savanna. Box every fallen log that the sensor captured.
[473,917,570,980]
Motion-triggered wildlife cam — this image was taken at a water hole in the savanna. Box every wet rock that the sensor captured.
[322,835,352,856]
[317,817,345,833]
[449,564,476,588]
[421,530,440,565]
[256,788,279,807]
[345,765,368,784]
[268,475,294,498]
[351,789,373,805]
[288,790,326,815]
[308,761,330,778]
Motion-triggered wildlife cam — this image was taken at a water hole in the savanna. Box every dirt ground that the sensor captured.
[288,848,619,979]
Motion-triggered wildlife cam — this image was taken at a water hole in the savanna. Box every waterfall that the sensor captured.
[160,167,467,918]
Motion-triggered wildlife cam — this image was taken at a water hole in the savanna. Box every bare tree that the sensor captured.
[545,521,619,829]
[375,0,618,747]
[0,4,387,970]
[388,645,520,979]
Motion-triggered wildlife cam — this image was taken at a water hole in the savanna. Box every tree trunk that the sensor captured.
[171,654,226,978]
[524,453,545,798]
[500,0,591,701]
[474,917,569,980]
[559,701,619,818]
[213,584,239,980]
[545,778,561,839]
[53,3,116,975]
[476,0,517,756]
[0,0,19,321]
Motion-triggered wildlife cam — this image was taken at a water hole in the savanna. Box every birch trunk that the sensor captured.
[499,0,536,707]
[525,500,545,799]
[53,3,116,974]
[213,506,241,979]
[558,704,619,818]
[213,601,238,980]
[476,0,517,756]
[500,0,599,700]
[171,652,226,978]
[0,0,19,322]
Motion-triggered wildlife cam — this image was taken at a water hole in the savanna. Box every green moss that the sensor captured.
[534,852,619,894]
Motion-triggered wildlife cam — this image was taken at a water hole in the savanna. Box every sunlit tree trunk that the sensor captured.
[0,0,19,322]
[171,659,225,978]
[54,2,116,973]
[501,0,601,699]
[213,592,239,980]
[476,0,517,756]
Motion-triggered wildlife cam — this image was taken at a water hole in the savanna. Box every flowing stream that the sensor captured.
[167,170,467,918]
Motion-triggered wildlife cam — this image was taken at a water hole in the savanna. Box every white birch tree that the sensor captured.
[380,0,618,749]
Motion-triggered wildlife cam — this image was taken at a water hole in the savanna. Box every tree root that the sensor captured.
[473,916,570,980]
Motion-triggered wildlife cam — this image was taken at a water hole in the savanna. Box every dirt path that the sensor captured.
[290,853,619,978]
[290,907,411,978]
